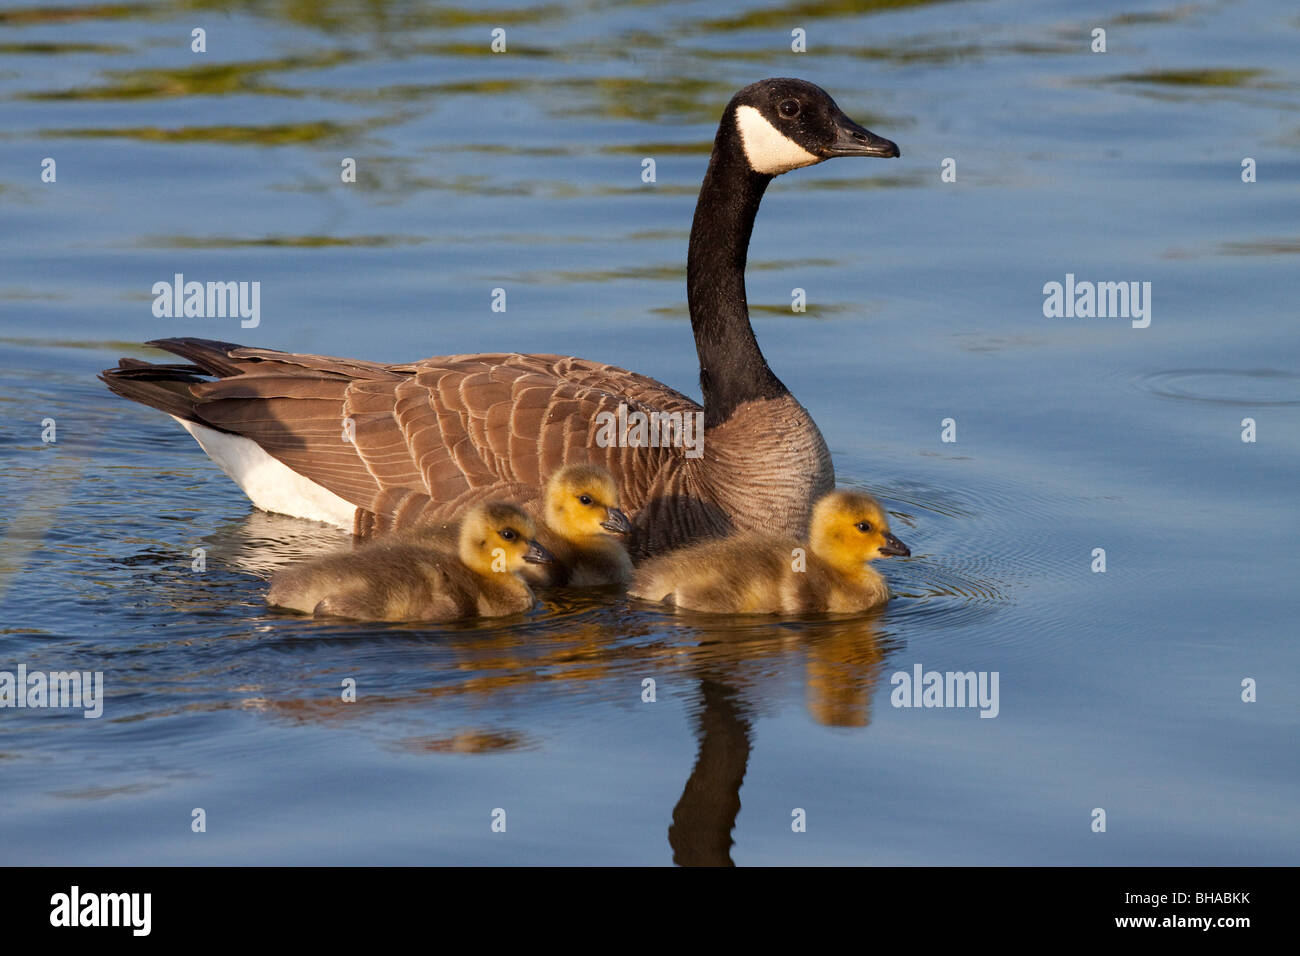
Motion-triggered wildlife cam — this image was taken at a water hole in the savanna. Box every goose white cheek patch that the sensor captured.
[735,105,821,175]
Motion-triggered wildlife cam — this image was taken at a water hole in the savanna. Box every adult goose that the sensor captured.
[102,78,899,556]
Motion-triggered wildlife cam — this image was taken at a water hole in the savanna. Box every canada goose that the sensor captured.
[266,502,552,622]
[629,489,909,614]
[102,78,899,556]
[406,464,633,587]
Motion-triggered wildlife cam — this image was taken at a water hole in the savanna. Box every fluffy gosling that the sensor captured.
[629,489,909,614]
[529,464,633,586]
[267,502,552,622]
[404,465,633,587]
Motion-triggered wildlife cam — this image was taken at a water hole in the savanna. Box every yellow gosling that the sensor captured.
[267,502,552,622]
[404,465,633,588]
[629,488,909,614]
[530,464,633,586]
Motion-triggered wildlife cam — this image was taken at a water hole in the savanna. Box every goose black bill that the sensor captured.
[825,112,900,159]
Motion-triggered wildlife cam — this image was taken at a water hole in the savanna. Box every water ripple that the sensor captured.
[1135,368,1300,407]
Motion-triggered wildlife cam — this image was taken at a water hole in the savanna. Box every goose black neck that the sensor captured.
[688,118,789,429]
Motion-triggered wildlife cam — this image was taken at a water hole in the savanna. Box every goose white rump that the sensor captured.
[174,417,355,527]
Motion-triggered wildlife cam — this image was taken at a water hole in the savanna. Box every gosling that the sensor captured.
[529,464,633,586]
[267,502,552,622]
[629,489,910,614]
[405,465,633,588]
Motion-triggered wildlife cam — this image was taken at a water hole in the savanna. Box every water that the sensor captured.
[2,0,1297,865]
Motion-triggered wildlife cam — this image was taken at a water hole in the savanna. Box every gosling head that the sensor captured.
[544,464,632,541]
[458,502,554,576]
[728,77,900,177]
[809,489,910,574]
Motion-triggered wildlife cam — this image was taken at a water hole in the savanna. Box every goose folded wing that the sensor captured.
[137,339,700,524]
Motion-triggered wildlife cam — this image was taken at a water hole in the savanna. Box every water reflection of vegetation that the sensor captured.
[25,52,357,101]
[1164,237,1300,259]
[0,41,128,53]
[1216,238,1300,257]
[507,256,842,286]
[244,0,569,33]
[0,2,151,25]
[699,0,958,32]
[1110,68,1270,88]
[140,233,425,249]
[0,1,568,29]
[46,120,359,145]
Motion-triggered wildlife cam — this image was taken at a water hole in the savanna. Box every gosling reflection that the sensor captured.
[663,614,888,865]
[803,619,888,728]
[394,730,532,755]
[239,609,890,864]
[191,514,896,865]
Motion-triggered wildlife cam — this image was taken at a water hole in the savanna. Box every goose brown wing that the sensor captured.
[389,352,699,510]
[107,339,700,523]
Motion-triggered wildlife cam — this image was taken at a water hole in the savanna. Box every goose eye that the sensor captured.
[578,494,593,506]
[499,528,516,541]
[778,99,800,118]
[855,521,871,533]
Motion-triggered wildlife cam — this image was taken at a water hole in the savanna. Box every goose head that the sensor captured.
[544,464,632,541]
[809,489,910,574]
[729,77,899,177]
[458,502,553,576]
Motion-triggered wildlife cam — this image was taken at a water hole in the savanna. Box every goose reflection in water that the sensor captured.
[240,609,891,865]
[177,513,900,865]
[664,615,888,866]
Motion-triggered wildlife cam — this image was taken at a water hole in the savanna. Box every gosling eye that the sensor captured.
[499,528,517,542]
[778,99,800,119]
[578,494,593,506]
[855,521,872,533]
